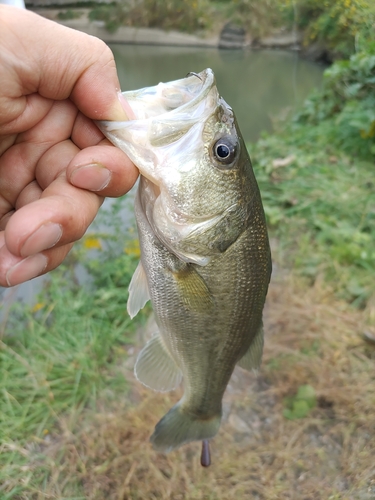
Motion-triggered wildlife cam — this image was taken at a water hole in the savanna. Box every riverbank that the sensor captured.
[31,8,303,51]
[2,182,375,499]
[30,8,218,47]
[2,10,375,498]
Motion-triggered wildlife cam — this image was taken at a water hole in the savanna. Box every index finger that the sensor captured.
[0,5,128,128]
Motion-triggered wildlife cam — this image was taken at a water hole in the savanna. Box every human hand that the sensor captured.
[0,5,138,287]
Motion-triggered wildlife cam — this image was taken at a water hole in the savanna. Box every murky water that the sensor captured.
[110,45,324,142]
[0,46,324,311]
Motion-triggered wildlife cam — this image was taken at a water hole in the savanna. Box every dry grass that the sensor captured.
[21,276,375,500]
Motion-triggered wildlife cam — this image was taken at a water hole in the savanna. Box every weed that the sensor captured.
[89,0,213,34]
[279,0,375,58]
[295,47,375,159]
[0,198,146,497]
[2,10,375,495]
[251,124,375,307]
[57,9,82,20]
[283,384,317,419]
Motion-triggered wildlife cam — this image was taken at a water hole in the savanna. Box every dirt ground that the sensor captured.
[37,276,375,499]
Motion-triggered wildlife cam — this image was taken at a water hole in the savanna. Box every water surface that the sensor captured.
[110,45,324,142]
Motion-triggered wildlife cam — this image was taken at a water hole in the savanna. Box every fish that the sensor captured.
[98,68,271,454]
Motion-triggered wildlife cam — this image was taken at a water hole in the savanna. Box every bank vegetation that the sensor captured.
[1,1,375,498]
[84,0,374,58]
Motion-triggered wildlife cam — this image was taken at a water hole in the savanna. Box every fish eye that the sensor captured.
[213,138,237,166]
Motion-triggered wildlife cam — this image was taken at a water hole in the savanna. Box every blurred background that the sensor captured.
[1,1,375,498]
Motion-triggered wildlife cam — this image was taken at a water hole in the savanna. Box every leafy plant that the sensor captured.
[0,197,146,493]
[283,384,317,420]
[279,0,375,59]
[295,47,375,158]
[251,122,375,307]
[89,0,212,34]
[57,9,82,20]
[220,0,284,38]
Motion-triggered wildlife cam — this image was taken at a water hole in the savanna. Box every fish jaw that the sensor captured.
[98,68,246,265]
[97,69,218,186]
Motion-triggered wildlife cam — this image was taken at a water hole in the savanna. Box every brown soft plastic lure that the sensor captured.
[200,440,211,467]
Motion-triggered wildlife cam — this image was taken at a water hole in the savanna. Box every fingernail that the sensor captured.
[6,254,48,286]
[117,92,136,120]
[105,92,130,121]
[70,163,112,191]
[21,223,62,257]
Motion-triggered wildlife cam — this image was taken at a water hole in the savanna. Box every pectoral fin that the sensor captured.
[135,334,182,392]
[237,324,264,371]
[172,265,214,312]
[127,261,150,319]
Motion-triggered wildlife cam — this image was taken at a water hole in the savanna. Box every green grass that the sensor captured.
[251,122,375,307]
[251,41,374,307]
[0,200,146,497]
[2,55,375,496]
[2,132,374,496]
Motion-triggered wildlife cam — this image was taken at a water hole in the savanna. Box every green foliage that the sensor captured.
[283,385,316,420]
[0,199,144,493]
[89,3,128,33]
[210,0,375,58]
[57,9,82,20]
[88,0,375,52]
[1,268,128,441]
[252,123,375,306]
[279,0,375,59]
[295,47,375,159]
[89,0,212,34]
[219,0,284,37]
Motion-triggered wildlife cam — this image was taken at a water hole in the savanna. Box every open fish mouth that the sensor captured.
[97,69,219,159]
[97,68,222,187]
[102,68,216,124]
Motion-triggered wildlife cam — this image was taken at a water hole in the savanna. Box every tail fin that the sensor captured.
[150,403,221,453]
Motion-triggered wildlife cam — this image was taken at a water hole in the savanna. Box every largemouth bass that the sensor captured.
[98,69,271,454]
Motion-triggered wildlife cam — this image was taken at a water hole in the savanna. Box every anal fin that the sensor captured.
[237,324,264,371]
[135,334,182,392]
